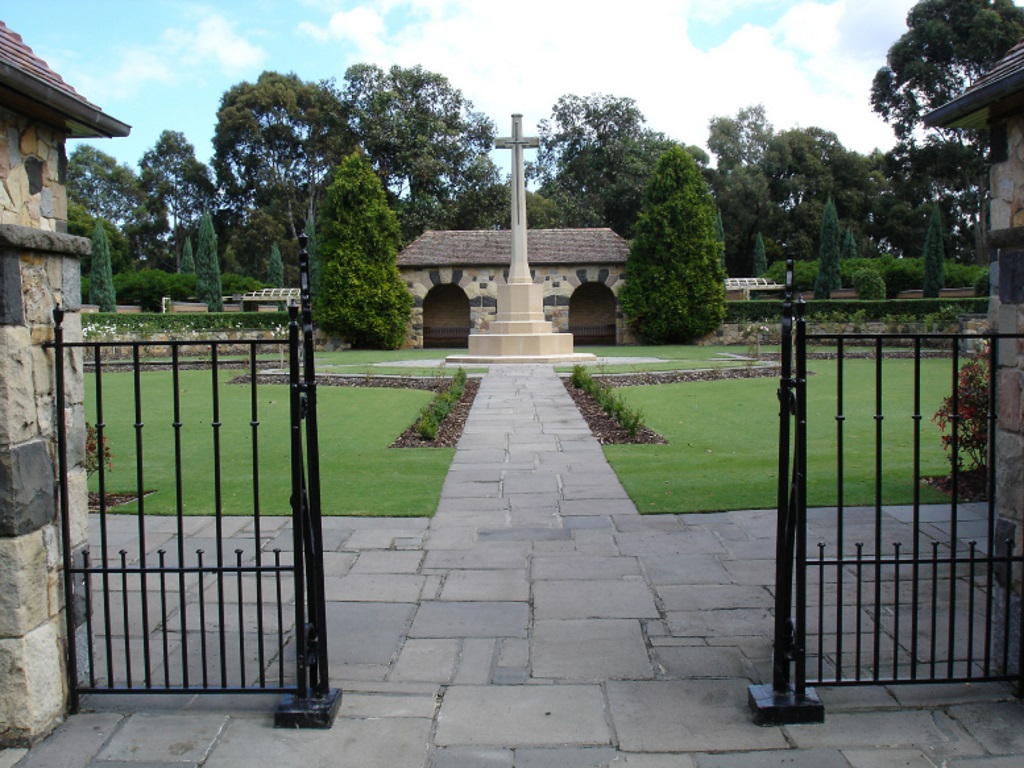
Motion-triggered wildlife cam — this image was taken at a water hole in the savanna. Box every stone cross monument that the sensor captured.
[448,115,594,364]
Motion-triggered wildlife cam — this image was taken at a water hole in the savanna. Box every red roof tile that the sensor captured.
[0,20,98,109]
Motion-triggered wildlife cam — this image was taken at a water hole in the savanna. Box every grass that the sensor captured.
[606,357,954,513]
[85,346,962,517]
[87,369,451,517]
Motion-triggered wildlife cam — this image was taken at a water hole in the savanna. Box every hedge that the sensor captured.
[82,312,290,337]
[725,298,988,324]
[763,257,987,299]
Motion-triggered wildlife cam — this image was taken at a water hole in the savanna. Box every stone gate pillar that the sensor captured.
[0,223,88,745]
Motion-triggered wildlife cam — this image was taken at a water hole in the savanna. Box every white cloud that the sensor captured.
[293,0,922,159]
[189,15,267,72]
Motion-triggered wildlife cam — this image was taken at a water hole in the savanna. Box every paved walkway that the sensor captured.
[7,365,1024,767]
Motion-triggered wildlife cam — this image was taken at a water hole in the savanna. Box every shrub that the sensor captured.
[973,268,991,297]
[724,298,988,324]
[852,269,886,300]
[85,423,113,477]
[933,348,990,473]
[569,366,648,438]
[113,270,197,311]
[882,260,923,297]
[414,369,468,441]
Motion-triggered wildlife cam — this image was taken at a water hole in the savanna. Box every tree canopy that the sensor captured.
[342,63,504,242]
[533,93,678,239]
[871,0,1024,263]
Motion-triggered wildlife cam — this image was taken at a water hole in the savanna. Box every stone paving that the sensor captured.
[6,364,1024,767]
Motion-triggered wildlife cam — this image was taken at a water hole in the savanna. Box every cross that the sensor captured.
[496,114,539,284]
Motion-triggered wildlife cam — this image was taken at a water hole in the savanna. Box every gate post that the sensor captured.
[274,234,342,728]
[0,225,89,745]
[749,259,824,725]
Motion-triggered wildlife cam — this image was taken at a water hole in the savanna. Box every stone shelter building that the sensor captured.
[1,21,129,745]
[397,228,631,348]
[926,37,1024,676]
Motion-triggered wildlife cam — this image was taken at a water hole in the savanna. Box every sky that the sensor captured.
[0,0,988,176]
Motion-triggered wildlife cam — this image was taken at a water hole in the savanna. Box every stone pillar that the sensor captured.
[0,223,88,745]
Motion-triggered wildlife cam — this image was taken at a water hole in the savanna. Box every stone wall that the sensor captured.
[0,108,68,233]
[401,262,633,348]
[0,224,87,745]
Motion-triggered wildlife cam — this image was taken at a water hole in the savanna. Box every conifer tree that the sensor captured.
[195,212,223,311]
[752,233,767,277]
[922,204,945,298]
[268,244,284,288]
[180,237,195,273]
[841,227,857,261]
[304,215,321,297]
[619,146,726,343]
[316,153,412,349]
[89,222,116,312]
[713,207,726,272]
[813,197,841,299]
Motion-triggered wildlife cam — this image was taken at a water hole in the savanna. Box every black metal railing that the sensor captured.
[52,236,339,726]
[756,261,1023,723]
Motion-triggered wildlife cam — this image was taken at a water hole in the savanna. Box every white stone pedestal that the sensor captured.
[447,282,595,364]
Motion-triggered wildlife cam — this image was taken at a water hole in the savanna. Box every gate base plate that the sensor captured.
[747,683,824,726]
[274,688,342,728]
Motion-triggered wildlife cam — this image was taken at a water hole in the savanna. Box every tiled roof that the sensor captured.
[0,20,130,137]
[398,229,630,267]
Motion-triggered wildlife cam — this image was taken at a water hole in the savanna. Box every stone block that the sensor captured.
[0,530,49,637]
[0,326,38,447]
[0,440,55,537]
[998,368,1023,433]
[0,621,65,746]
[0,253,23,325]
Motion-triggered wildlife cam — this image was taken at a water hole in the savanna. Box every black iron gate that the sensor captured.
[52,237,339,726]
[752,261,1023,724]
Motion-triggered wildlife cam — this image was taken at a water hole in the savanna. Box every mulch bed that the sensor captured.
[390,378,480,448]
[923,467,989,502]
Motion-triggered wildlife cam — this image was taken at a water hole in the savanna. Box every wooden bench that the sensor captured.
[569,323,616,345]
[423,326,470,348]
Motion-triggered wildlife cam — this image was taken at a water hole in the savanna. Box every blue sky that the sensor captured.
[3,1,959,175]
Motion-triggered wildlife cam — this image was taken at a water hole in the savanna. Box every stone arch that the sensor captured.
[422,283,471,348]
[568,282,617,345]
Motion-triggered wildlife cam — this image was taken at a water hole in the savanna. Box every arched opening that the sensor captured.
[422,284,471,348]
[569,282,617,345]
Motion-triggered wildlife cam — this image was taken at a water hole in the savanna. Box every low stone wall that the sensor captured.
[698,317,990,347]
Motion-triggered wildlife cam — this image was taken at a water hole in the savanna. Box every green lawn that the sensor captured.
[86,349,960,517]
[607,356,953,513]
[87,369,451,516]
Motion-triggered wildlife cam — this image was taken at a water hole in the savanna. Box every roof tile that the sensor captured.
[398,229,629,267]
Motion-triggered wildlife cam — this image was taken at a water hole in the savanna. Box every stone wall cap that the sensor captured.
[0,223,89,257]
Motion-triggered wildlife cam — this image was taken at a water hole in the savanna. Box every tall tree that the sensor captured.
[841,228,858,261]
[814,198,842,299]
[923,204,946,297]
[213,71,354,241]
[619,146,726,343]
[180,237,195,274]
[139,131,216,270]
[304,215,321,298]
[534,93,677,238]
[872,0,1024,263]
[316,153,412,349]
[195,212,222,312]
[89,222,116,312]
[752,233,768,278]
[708,103,775,172]
[267,244,284,288]
[342,63,503,242]
[67,145,143,229]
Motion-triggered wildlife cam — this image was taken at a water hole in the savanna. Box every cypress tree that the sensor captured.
[180,237,195,273]
[619,146,726,343]
[752,233,767,277]
[89,222,116,312]
[841,227,857,261]
[316,153,413,349]
[195,212,223,311]
[813,197,841,300]
[713,207,726,272]
[305,215,320,297]
[922,205,945,298]
[268,244,284,288]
